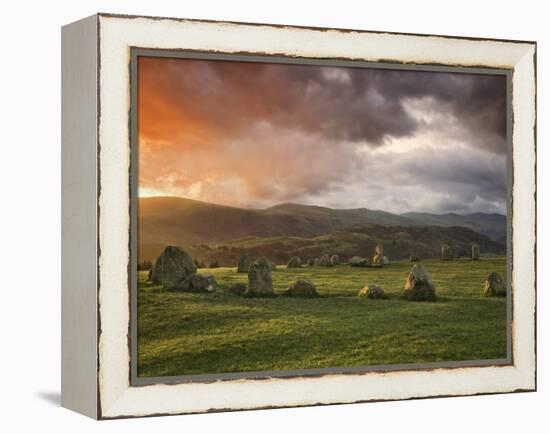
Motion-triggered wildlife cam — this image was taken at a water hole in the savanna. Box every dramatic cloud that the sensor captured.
[138,56,508,214]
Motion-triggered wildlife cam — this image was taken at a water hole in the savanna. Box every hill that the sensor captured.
[138,197,506,263]
[187,224,505,267]
[402,212,507,244]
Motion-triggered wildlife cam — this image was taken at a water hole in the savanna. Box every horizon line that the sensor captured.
[137,194,507,217]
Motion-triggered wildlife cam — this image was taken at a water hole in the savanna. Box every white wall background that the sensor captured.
[0,0,546,432]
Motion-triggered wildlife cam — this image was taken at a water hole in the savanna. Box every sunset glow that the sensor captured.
[137,56,507,214]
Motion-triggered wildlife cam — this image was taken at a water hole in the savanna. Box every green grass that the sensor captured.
[137,257,508,377]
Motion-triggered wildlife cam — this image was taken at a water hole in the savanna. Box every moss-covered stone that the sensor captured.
[404,263,437,301]
[484,272,506,297]
[358,284,387,299]
[283,279,318,297]
[246,257,273,296]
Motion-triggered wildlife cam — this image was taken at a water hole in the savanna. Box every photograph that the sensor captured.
[0,0,543,429]
[134,54,510,379]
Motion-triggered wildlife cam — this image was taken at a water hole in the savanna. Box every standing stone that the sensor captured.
[286,256,302,268]
[359,258,372,267]
[247,257,273,296]
[471,244,480,260]
[349,256,363,267]
[283,279,318,297]
[228,282,247,296]
[357,284,387,299]
[484,272,506,297]
[151,246,197,289]
[409,255,421,262]
[349,256,371,267]
[330,254,340,265]
[188,274,217,293]
[372,243,384,266]
[441,244,453,261]
[318,254,333,267]
[404,263,436,301]
[236,255,250,273]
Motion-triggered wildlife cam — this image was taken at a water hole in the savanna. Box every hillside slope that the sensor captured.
[138,197,507,262]
[402,211,507,243]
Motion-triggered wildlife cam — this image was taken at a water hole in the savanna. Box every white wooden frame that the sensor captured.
[61,13,536,419]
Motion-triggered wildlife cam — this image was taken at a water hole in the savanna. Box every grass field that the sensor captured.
[137,257,508,378]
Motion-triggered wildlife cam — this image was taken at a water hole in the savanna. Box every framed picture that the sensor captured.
[61,13,536,419]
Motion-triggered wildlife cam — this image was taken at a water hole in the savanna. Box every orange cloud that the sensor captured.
[136,55,507,213]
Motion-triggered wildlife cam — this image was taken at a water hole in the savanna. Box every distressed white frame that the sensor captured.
[93,14,536,418]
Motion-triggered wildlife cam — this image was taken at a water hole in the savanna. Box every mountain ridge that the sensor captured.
[138,196,506,262]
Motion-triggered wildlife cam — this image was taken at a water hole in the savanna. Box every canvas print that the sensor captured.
[135,55,509,379]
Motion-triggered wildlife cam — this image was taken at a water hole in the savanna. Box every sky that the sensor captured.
[137,56,508,215]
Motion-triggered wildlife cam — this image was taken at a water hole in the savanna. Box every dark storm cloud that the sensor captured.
[361,146,507,213]
[364,69,507,152]
[138,56,508,214]
[140,58,507,150]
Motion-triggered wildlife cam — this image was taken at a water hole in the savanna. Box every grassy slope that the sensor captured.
[189,225,504,267]
[137,257,507,377]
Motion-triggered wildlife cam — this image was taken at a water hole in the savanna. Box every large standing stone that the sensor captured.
[236,255,250,273]
[330,254,340,265]
[409,255,421,262]
[441,244,453,261]
[151,246,197,289]
[471,244,480,260]
[484,272,506,297]
[283,279,318,297]
[318,254,333,267]
[372,243,384,266]
[247,257,273,296]
[358,284,387,299]
[404,263,436,301]
[286,256,302,268]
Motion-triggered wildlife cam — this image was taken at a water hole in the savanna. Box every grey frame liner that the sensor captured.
[129,48,514,387]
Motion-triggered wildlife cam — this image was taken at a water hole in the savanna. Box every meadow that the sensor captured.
[137,257,508,378]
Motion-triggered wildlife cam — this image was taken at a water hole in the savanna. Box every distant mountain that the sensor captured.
[267,203,415,227]
[138,197,506,262]
[402,212,507,243]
